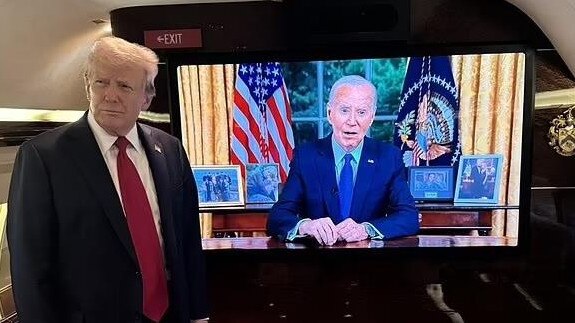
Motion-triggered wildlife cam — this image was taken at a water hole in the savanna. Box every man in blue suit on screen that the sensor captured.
[267,75,419,245]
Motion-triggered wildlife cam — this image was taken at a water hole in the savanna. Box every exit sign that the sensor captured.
[144,29,202,49]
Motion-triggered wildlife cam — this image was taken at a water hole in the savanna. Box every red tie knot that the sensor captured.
[115,136,131,153]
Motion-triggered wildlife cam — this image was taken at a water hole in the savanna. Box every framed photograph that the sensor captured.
[454,154,504,204]
[408,166,454,202]
[245,163,280,204]
[191,165,244,207]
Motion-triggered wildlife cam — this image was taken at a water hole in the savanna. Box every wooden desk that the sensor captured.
[203,204,519,236]
[202,235,518,250]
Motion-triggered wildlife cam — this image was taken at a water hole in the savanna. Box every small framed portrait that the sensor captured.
[245,163,280,204]
[408,166,454,202]
[191,165,244,207]
[454,154,503,204]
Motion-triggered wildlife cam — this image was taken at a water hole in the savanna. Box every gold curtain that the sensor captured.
[177,64,236,238]
[452,53,525,237]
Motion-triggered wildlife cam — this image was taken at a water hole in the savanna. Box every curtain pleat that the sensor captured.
[177,64,236,238]
[453,53,524,237]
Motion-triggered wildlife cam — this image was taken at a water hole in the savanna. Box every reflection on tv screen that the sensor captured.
[177,50,528,250]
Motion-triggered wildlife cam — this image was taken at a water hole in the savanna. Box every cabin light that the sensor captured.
[535,88,575,109]
[0,108,84,122]
[92,19,112,33]
[91,19,108,24]
[0,108,169,124]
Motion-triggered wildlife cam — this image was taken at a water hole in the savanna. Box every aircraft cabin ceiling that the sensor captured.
[0,0,574,110]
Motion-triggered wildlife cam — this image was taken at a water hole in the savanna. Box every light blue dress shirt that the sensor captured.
[332,136,363,188]
[285,137,384,241]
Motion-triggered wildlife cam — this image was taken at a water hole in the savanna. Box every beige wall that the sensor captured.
[0,0,109,110]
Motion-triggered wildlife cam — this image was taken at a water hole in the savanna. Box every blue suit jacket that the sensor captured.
[267,136,419,241]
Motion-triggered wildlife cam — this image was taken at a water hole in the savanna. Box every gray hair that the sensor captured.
[84,36,159,98]
[327,75,377,110]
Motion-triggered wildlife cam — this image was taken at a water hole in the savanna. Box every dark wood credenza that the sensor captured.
[202,236,523,323]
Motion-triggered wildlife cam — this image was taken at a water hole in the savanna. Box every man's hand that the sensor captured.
[299,217,338,245]
[335,218,369,242]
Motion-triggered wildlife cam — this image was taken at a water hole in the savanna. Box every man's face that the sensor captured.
[327,84,375,152]
[87,62,150,136]
[477,159,485,169]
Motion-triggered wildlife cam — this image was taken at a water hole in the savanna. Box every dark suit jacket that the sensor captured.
[470,165,487,198]
[7,115,208,323]
[267,136,419,241]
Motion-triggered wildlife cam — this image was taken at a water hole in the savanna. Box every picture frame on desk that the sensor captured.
[191,165,244,207]
[408,166,454,202]
[245,163,280,204]
[454,154,503,204]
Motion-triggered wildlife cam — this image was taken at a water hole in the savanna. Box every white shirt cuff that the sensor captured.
[286,218,311,241]
[362,222,384,239]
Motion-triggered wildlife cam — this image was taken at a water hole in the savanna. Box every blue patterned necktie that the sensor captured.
[338,153,354,222]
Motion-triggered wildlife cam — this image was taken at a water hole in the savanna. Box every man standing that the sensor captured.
[470,159,487,198]
[267,75,419,245]
[7,37,208,323]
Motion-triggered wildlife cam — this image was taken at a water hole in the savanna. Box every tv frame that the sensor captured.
[163,43,534,261]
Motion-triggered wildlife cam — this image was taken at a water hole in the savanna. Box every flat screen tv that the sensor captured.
[166,45,533,258]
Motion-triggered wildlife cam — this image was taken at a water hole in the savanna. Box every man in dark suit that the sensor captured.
[7,37,208,323]
[267,75,419,245]
[469,159,487,198]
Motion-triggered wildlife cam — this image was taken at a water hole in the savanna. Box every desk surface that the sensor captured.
[200,203,519,213]
[202,235,518,250]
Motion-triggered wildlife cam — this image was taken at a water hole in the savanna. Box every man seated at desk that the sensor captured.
[267,75,419,245]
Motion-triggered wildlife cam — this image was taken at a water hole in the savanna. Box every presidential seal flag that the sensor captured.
[393,56,461,167]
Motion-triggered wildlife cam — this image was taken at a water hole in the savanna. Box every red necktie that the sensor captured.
[116,137,168,322]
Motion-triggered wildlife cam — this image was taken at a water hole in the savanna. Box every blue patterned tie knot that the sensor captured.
[338,153,354,222]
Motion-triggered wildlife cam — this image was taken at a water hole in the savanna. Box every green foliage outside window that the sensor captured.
[282,62,317,118]
[372,58,407,115]
[282,58,407,146]
[322,60,365,109]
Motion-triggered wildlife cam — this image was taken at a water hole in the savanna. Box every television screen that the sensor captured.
[170,46,532,253]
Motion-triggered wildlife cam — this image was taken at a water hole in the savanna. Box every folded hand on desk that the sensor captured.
[299,217,338,245]
[336,218,369,242]
[299,217,369,245]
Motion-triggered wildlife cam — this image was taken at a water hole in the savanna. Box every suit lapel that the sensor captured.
[138,125,178,260]
[64,115,138,265]
[350,137,377,220]
[315,137,340,219]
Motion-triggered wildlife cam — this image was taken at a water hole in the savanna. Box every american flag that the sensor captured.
[231,62,295,181]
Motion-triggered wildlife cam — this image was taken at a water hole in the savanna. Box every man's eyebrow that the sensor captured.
[117,80,135,88]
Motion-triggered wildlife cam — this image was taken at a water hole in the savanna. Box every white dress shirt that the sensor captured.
[88,112,209,322]
[87,111,165,254]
